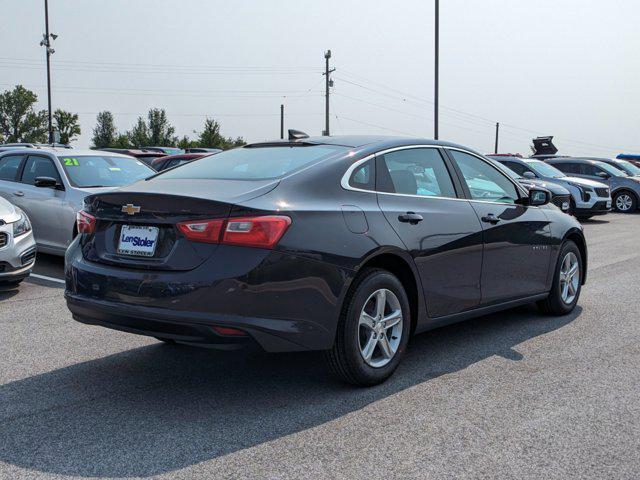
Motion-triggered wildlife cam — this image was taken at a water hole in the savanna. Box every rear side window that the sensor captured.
[349,159,374,190]
[21,156,61,185]
[0,155,24,181]
[378,148,457,198]
[159,145,345,180]
[553,162,579,174]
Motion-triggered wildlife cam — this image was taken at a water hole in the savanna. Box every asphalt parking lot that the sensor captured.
[1,213,639,479]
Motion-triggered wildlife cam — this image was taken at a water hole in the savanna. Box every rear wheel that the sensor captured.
[324,268,411,386]
[613,191,637,213]
[537,240,582,315]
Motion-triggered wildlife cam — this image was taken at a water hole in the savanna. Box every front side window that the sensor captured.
[159,145,345,181]
[0,155,24,181]
[593,161,627,177]
[21,156,61,185]
[378,148,457,198]
[58,155,154,187]
[526,160,567,178]
[502,161,529,177]
[449,150,519,203]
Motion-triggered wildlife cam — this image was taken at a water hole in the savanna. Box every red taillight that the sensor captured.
[76,210,96,234]
[176,219,224,243]
[222,215,291,248]
[176,215,291,249]
[212,326,247,337]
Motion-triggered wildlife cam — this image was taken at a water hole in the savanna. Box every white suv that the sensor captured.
[0,197,36,285]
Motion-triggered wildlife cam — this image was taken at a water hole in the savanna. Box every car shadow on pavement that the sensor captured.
[0,285,20,301]
[0,304,581,478]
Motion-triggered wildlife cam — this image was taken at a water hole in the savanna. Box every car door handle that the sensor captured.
[481,213,500,224]
[13,191,24,197]
[398,212,423,224]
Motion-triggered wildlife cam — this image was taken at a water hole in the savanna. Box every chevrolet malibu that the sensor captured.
[65,135,587,385]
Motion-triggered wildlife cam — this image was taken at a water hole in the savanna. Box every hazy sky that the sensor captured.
[2,0,639,157]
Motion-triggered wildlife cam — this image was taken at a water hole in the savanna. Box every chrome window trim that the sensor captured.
[340,144,528,206]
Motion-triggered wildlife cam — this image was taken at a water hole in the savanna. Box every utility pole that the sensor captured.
[40,0,56,144]
[494,122,500,154]
[280,104,284,139]
[434,0,439,140]
[322,50,335,136]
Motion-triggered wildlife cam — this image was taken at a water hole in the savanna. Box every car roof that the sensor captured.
[245,135,480,153]
[0,147,134,159]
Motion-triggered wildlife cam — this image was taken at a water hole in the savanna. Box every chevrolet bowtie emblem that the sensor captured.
[121,204,141,215]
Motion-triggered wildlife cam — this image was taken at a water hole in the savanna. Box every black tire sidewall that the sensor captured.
[341,270,411,385]
[548,241,582,314]
[613,191,637,213]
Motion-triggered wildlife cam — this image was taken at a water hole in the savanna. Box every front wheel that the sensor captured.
[538,240,582,315]
[324,269,411,386]
[613,191,637,213]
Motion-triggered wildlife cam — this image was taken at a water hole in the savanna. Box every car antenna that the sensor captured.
[288,129,309,141]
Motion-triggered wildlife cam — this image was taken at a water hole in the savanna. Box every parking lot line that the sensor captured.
[28,273,66,285]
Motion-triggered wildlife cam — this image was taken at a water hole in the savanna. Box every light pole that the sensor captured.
[434,0,439,140]
[40,0,57,144]
[323,50,335,136]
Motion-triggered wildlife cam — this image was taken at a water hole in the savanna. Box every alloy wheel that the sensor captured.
[358,288,403,368]
[559,252,580,304]
[615,194,633,212]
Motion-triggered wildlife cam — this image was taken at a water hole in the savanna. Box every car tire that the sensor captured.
[324,268,411,386]
[613,190,637,213]
[537,240,582,316]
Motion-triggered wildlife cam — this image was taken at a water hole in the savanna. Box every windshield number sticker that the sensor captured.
[64,158,80,166]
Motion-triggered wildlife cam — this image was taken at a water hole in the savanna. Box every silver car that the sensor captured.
[546,158,640,214]
[0,148,155,255]
[0,196,36,285]
[490,156,612,220]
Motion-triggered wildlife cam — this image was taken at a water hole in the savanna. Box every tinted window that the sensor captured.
[349,159,374,190]
[21,156,61,185]
[450,150,519,203]
[0,155,24,181]
[577,163,598,176]
[159,145,345,181]
[58,155,154,187]
[379,148,456,198]
[502,161,528,176]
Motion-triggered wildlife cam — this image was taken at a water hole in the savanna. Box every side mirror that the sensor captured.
[523,171,536,179]
[596,171,610,179]
[528,187,551,206]
[34,176,60,189]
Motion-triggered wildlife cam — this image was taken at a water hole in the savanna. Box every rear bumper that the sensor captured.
[64,240,349,352]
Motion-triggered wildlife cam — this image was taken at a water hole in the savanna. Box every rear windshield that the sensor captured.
[58,155,155,188]
[158,145,345,180]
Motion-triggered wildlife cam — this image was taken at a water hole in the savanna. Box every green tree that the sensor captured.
[113,133,132,148]
[53,109,81,144]
[197,117,245,150]
[127,116,150,147]
[147,108,176,146]
[92,111,117,148]
[0,85,48,143]
[177,134,197,150]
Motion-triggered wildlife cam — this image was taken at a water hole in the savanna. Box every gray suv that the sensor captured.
[490,156,611,220]
[0,148,154,255]
[546,158,640,213]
